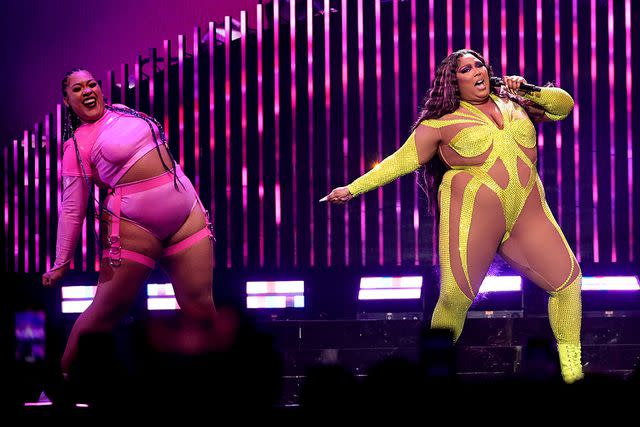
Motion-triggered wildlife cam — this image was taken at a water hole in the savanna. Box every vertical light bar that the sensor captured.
[412,0,419,265]
[3,146,8,270]
[429,0,436,265]
[342,0,349,265]
[555,0,562,228]
[572,0,582,262]
[135,55,142,110]
[537,0,544,178]
[290,2,298,266]
[501,0,507,75]
[607,0,616,262]
[241,12,249,267]
[519,0,525,77]
[446,0,452,52]
[23,131,29,271]
[93,182,99,271]
[178,34,186,169]
[121,63,128,106]
[225,16,233,268]
[306,0,315,266]
[274,3,282,267]
[163,40,171,146]
[625,0,633,261]
[358,0,366,265]
[375,0,383,265]
[393,0,401,265]
[33,127,39,271]
[208,21,217,263]
[465,0,470,49]
[194,27,201,194]
[150,48,157,116]
[590,0,599,262]
[324,0,332,266]
[257,5,266,267]
[482,0,489,58]
[13,139,18,271]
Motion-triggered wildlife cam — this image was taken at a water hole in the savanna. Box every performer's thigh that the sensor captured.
[160,204,215,317]
[498,182,580,292]
[440,171,506,299]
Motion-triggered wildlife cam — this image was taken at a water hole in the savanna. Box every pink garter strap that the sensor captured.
[161,226,213,257]
[101,248,156,269]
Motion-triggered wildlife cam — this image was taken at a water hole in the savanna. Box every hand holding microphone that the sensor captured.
[490,76,541,94]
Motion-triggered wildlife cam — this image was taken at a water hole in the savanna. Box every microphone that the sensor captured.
[490,76,541,93]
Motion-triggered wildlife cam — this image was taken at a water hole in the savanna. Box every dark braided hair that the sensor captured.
[412,49,549,217]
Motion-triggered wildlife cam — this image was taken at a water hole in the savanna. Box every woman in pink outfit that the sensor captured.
[42,69,227,376]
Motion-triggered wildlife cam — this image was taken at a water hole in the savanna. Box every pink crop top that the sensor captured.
[52,107,162,270]
[61,107,160,187]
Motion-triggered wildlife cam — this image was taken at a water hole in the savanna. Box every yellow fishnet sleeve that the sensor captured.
[347,131,420,197]
[522,86,574,121]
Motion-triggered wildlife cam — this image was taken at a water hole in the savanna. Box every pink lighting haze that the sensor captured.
[572,0,581,262]
[625,0,633,261]
[274,2,282,266]
[324,0,332,266]
[342,0,350,265]
[289,2,298,266]
[608,0,616,262]
[242,11,249,266]
[225,16,232,268]
[306,0,315,266]
[375,0,383,265]
[590,0,599,262]
[358,0,366,265]
[23,131,29,272]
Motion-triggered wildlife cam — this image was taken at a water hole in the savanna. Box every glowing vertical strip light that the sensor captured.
[3,146,8,270]
[324,0,332,266]
[121,64,128,106]
[163,40,171,147]
[13,139,18,271]
[178,34,186,169]
[225,16,232,268]
[135,56,142,110]
[34,127,39,271]
[519,0,524,77]
[429,0,436,265]
[194,27,201,194]
[393,0,401,265]
[150,48,157,116]
[209,21,217,262]
[555,0,562,228]
[501,0,506,75]
[412,0,419,265]
[482,0,488,58]
[625,0,633,261]
[305,0,315,266]
[537,0,544,180]
[45,115,51,269]
[257,5,266,266]
[241,12,249,266]
[274,3,282,267]
[23,131,29,271]
[375,0,383,265]
[607,0,616,262]
[358,0,365,265]
[572,0,581,262]
[288,4,297,266]
[590,0,599,262]
[446,0,452,52]
[465,0,470,48]
[342,0,349,265]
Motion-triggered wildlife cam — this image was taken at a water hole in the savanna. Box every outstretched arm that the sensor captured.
[324,123,440,203]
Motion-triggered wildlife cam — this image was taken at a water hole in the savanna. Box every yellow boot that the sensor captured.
[557,343,584,384]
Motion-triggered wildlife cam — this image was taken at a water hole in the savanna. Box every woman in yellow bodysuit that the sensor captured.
[324,49,582,384]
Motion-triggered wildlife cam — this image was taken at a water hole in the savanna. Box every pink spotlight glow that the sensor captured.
[446,0,452,52]
[342,0,350,265]
[519,0,525,74]
[241,11,249,267]
[608,0,617,262]
[465,0,470,48]
[375,0,383,265]
[590,0,599,262]
[572,0,581,262]
[358,0,366,265]
[482,0,488,59]
[306,0,315,267]
[625,0,633,261]
[501,0,506,75]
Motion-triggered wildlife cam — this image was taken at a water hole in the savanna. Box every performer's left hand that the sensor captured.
[503,75,527,94]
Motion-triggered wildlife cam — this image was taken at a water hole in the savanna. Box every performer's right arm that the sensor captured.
[345,122,441,197]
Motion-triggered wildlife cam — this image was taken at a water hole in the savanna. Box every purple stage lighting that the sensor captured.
[61,285,97,314]
[581,276,640,291]
[147,283,180,310]
[358,276,423,300]
[246,280,305,309]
